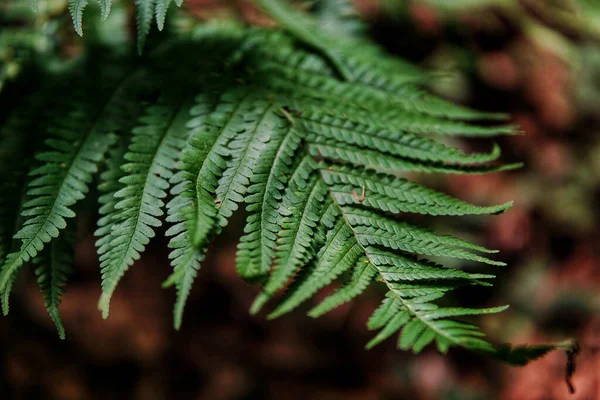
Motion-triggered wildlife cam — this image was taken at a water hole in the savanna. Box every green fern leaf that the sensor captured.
[368,295,402,330]
[0,65,148,310]
[320,165,512,216]
[368,249,495,283]
[257,0,354,80]
[342,208,504,264]
[69,0,90,36]
[0,98,117,299]
[307,142,521,175]
[97,95,193,318]
[155,0,171,31]
[99,0,113,22]
[213,95,280,232]
[161,84,263,328]
[361,244,509,353]
[366,309,412,349]
[381,111,518,137]
[33,225,76,339]
[162,92,221,329]
[136,0,156,55]
[308,258,376,317]
[96,144,129,261]
[315,0,367,38]
[236,123,301,282]
[0,80,71,314]
[95,72,156,262]
[163,184,213,330]
[249,158,328,314]
[0,20,567,363]
[243,34,499,120]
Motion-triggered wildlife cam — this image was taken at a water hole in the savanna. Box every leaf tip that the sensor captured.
[250,293,269,315]
[98,295,111,319]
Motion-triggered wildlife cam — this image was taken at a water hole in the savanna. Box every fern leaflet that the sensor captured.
[33,225,76,339]
[97,94,194,317]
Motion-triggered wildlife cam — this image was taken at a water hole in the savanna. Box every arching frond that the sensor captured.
[0,71,127,298]
[97,94,194,317]
[155,0,172,31]
[0,17,569,364]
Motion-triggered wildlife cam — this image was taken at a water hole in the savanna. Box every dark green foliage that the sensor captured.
[33,224,76,339]
[2,0,566,363]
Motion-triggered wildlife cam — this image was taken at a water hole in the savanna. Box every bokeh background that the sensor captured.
[1,0,599,399]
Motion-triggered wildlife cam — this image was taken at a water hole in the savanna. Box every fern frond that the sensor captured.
[342,208,502,262]
[136,0,156,54]
[0,79,71,314]
[0,99,117,298]
[155,0,172,31]
[307,142,522,175]
[268,220,360,318]
[307,258,376,318]
[96,143,129,256]
[0,18,567,363]
[94,73,156,259]
[298,111,502,165]
[0,114,33,259]
[213,94,280,232]
[33,225,76,339]
[29,0,39,12]
[341,241,505,353]
[367,249,495,283]
[315,0,367,38]
[68,0,90,37]
[162,92,221,329]
[249,158,327,314]
[366,294,507,354]
[97,94,193,318]
[240,30,498,120]
[99,0,113,22]
[241,30,516,352]
[381,111,518,137]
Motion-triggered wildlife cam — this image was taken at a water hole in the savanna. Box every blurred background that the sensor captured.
[1,0,599,399]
